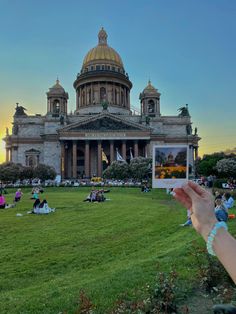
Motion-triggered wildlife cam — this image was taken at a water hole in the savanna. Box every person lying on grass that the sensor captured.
[30,199,55,214]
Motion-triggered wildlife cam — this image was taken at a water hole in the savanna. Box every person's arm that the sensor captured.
[174,181,236,284]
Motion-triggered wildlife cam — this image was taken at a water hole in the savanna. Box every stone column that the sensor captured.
[122,140,126,160]
[91,83,94,104]
[85,84,87,105]
[72,141,77,178]
[127,90,130,108]
[97,140,102,177]
[119,85,121,106]
[194,146,199,161]
[61,142,65,179]
[6,148,10,162]
[110,140,114,163]
[134,140,139,158]
[124,88,127,108]
[85,140,90,178]
[145,142,150,158]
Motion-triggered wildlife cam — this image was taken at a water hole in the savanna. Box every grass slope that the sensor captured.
[0,187,235,313]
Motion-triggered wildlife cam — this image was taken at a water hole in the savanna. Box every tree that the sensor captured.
[174,151,186,166]
[129,157,152,180]
[103,161,130,180]
[0,162,23,182]
[196,153,226,176]
[216,158,236,178]
[103,157,152,181]
[33,164,56,181]
[19,167,35,180]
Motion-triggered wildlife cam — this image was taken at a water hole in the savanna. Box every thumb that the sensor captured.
[182,183,199,201]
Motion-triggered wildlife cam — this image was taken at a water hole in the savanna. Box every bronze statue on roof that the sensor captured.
[14,103,27,116]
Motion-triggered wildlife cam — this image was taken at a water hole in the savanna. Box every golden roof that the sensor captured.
[82,28,124,69]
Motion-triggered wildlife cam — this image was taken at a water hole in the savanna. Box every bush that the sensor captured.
[0,162,23,182]
[213,178,228,189]
[34,164,56,182]
[103,161,130,180]
[216,158,236,178]
[103,158,152,181]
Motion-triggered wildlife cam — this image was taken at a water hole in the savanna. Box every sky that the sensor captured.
[0,0,235,163]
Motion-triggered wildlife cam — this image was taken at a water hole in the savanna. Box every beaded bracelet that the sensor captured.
[207,221,228,256]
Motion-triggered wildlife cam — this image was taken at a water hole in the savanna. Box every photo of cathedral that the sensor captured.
[4,28,200,179]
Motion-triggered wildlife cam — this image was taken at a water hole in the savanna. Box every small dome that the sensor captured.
[143,80,158,93]
[48,79,65,94]
[82,28,124,69]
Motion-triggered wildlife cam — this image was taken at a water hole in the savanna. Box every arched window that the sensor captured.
[148,100,155,113]
[100,87,106,102]
[53,100,60,113]
[28,156,36,167]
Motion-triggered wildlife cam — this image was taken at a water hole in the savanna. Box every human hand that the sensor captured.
[174,181,217,241]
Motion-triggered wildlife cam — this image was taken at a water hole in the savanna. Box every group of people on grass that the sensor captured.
[83,188,110,202]
[181,191,235,226]
[0,186,55,214]
[0,188,23,209]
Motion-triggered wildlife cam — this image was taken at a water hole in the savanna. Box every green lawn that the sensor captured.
[0,187,235,313]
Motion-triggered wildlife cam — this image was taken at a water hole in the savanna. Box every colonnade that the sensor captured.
[76,82,130,109]
[60,139,150,179]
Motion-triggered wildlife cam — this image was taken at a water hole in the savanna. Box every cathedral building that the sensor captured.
[4,28,200,179]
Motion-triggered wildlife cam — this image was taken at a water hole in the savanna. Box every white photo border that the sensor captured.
[152,144,189,189]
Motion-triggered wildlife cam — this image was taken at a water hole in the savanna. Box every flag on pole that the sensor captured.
[130,148,134,160]
[116,149,125,162]
[102,150,109,164]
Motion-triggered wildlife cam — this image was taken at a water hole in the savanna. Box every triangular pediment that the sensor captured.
[59,112,149,133]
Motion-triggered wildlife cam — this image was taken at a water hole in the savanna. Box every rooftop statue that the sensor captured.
[14,103,27,116]
[178,104,190,117]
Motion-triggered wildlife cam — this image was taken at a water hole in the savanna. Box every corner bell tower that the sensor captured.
[46,79,69,116]
[139,80,161,117]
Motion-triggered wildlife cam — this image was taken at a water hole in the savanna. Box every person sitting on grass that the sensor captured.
[180,209,192,226]
[223,193,234,210]
[0,194,16,209]
[215,199,228,222]
[38,199,55,214]
[32,199,41,214]
[14,189,23,202]
[31,199,55,214]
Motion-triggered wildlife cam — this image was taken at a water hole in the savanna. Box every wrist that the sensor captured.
[200,219,218,242]
[206,221,228,256]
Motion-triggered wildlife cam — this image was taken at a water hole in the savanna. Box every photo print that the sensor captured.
[152,145,189,188]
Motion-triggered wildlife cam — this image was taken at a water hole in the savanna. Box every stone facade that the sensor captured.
[4,28,200,178]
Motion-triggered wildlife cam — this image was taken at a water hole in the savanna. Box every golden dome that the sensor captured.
[82,28,124,69]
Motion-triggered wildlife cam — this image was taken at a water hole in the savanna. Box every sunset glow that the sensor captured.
[0,0,235,163]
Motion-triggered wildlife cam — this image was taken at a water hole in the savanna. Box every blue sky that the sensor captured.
[0,0,235,161]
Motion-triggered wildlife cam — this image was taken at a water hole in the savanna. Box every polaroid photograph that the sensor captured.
[152,145,189,189]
